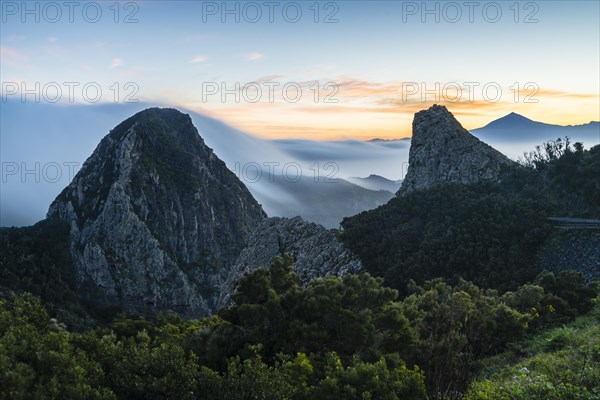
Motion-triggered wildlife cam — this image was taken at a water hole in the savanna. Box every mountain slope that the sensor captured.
[219,216,362,307]
[47,108,267,316]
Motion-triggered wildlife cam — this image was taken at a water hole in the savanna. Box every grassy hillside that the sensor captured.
[466,301,600,399]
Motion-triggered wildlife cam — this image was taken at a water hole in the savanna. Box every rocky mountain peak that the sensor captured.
[398,105,513,194]
[47,107,267,316]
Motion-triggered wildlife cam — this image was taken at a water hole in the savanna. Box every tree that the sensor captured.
[0,293,114,399]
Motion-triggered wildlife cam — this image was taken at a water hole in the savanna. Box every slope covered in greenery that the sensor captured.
[1,256,596,399]
[466,301,600,399]
[0,219,99,328]
[341,142,600,296]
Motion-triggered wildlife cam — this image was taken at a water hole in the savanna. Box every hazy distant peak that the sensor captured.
[471,111,600,153]
[347,174,403,193]
[352,174,394,181]
[478,112,548,130]
[476,112,600,131]
[506,111,527,118]
[503,112,535,123]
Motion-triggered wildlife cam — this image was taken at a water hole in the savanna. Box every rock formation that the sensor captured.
[219,216,362,308]
[398,105,513,194]
[47,108,266,315]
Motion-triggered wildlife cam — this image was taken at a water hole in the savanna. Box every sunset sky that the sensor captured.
[2,0,599,140]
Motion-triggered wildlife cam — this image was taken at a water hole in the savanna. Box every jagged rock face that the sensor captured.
[47,108,266,316]
[398,105,513,194]
[218,217,362,308]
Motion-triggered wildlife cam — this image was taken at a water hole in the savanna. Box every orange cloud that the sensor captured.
[179,76,598,141]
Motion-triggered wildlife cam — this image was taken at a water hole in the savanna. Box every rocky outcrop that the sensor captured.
[47,108,266,316]
[398,105,513,194]
[218,216,362,308]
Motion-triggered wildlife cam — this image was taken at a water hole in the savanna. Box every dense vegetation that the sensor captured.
[341,141,600,296]
[521,138,600,210]
[0,220,73,304]
[1,256,596,399]
[0,220,98,328]
[0,219,119,329]
[341,182,552,295]
[465,301,600,399]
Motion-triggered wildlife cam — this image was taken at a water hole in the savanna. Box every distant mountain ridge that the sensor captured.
[471,112,600,158]
[478,112,555,130]
[347,175,403,193]
[477,112,599,131]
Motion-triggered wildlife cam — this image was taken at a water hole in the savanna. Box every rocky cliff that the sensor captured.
[219,217,362,308]
[398,105,513,194]
[48,108,267,316]
[47,108,359,317]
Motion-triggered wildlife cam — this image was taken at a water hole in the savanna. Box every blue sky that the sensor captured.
[1,0,599,139]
